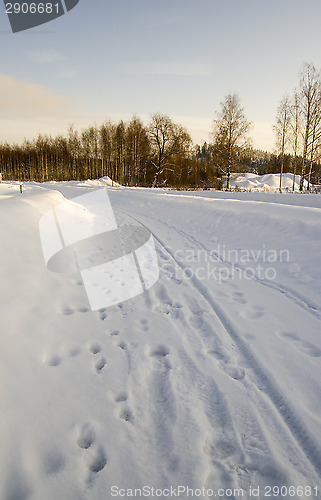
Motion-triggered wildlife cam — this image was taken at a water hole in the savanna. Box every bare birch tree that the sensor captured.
[274,95,291,192]
[212,93,252,190]
[299,63,321,191]
[289,91,302,191]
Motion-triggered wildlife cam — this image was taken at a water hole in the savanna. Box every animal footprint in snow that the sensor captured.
[42,353,61,367]
[56,302,75,316]
[87,342,106,372]
[189,314,204,329]
[76,423,96,449]
[146,344,170,357]
[119,407,133,423]
[155,283,171,303]
[232,291,247,304]
[241,305,264,320]
[118,341,127,350]
[98,309,108,321]
[78,306,89,313]
[95,356,106,373]
[207,349,225,361]
[221,363,245,380]
[279,332,321,358]
[88,342,101,355]
[76,424,107,479]
[42,342,81,367]
[86,446,107,473]
[114,393,132,422]
[114,392,128,403]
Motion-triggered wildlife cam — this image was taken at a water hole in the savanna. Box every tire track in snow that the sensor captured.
[123,208,321,321]
[116,208,321,480]
[145,259,318,491]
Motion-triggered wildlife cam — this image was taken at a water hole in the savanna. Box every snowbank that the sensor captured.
[227,172,309,191]
[80,176,121,188]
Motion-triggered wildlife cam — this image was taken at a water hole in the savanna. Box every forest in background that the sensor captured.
[1,63,321,190]
[2,115,320,189]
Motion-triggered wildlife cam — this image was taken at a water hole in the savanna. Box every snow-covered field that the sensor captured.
[1,178,321,500]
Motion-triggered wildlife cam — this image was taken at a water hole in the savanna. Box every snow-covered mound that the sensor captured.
[227,172,309,191]
[0,180,321,499]
[42,176,121,189]
[82,176,121,188]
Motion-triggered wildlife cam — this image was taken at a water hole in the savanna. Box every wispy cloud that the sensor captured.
[27,48,66,64]
[118,60,212,77]
[0,74,71,119]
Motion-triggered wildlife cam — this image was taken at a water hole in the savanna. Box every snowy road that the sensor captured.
[1,181,321,500]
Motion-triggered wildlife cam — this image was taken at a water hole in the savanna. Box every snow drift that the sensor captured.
[227,172,309,191]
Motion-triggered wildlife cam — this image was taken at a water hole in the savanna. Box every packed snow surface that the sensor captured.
[1,179,321,500]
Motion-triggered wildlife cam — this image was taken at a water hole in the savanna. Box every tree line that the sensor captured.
[1,63,321,189]
[0,114,221,188]
[0,111,271,189]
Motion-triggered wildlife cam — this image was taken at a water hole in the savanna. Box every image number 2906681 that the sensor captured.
[3,0,80,33]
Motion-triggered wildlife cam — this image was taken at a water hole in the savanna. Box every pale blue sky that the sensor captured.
[1,0,321,150]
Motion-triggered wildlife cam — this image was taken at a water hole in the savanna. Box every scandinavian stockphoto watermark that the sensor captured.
[39,189,159,311]
[161,245,290,284]
[3,0,79,33]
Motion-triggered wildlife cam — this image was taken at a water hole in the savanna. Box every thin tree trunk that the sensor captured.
[292,155,297,192]
[279,159,283,193]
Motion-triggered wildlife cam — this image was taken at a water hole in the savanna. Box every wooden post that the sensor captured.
[20,184,23,193]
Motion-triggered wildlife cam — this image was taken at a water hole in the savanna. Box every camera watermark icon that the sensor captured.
[3,0,79,33]
[39,189,159,311]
